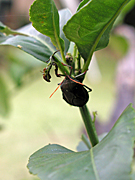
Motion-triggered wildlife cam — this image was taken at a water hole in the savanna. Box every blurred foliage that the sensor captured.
[0,1,134,179]
[0,46,44,117]
[0,75,10,116]
[114,0,135,26]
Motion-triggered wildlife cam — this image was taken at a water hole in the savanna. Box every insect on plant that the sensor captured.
[59,74,92,107]
[41,50,92,107]
[0,0,134,179]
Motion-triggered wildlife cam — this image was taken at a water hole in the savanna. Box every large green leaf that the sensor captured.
[0,9,71,63]
[63,0,130,65]
[29,0,65,53]
[27,104,135,180]
[0,34,52,62]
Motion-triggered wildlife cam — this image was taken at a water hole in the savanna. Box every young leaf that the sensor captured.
[63,0,130,70]
[27,104,135,180]
[30,0,65,59]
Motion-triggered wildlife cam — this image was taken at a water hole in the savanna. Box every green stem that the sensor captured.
[73,44,77,60]
[53,56,69,75]
[79,105,99,147]
[77,52,81,70]
[81,134,91,149]
[60,48,66,63]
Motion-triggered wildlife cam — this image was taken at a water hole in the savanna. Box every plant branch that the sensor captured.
[73,44,77,60]
[60,47,66,63]
[79,105,99,147]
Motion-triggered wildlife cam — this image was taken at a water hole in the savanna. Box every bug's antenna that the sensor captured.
[49,84,61,98]
[67,73,92,92]
[66,75,84,86]
[49,78,65,98]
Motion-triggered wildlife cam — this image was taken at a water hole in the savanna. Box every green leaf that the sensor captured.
[77,0,90,11]
[0,75,10,116]
[63,0,130,70]
[0,34,52,62]
[0,21,55,62]
[29,0,65,58]
[76,133,108,152]
[21,9,71,55]
[27,104,135,180]
[0,21,27,36]
[59,9,72,54]
[0,9,71,63]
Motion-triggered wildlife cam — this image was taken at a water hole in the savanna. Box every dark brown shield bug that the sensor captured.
[49,74,92,107]
[60,76,92,107]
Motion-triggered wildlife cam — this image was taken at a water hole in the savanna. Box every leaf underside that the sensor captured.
[0,34,52,62]
[0,8,71,63]
[27,104,135,180]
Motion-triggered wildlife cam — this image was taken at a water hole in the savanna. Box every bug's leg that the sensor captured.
[66,73,92,91]
[74,70,87,83]
[61,62,72,70]
[75,70,87,78]
[54,63,61,77]
[51,50,71,77]
[61,62,73,76]
[52,62,65,77]
[83,85,92,92]
[74,70,92,91]
[66,74,84,86]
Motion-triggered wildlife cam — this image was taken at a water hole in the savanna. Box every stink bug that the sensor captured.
[60,75,92,107]
[50,74,92,107]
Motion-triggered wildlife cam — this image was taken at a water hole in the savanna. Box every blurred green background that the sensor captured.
[0,0,134,179]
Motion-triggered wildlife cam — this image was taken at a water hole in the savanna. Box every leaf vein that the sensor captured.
[90,149,100,180]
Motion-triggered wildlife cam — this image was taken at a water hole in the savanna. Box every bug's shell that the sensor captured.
[60,78,89,107]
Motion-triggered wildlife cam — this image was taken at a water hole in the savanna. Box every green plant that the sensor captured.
[0,0,135,179]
